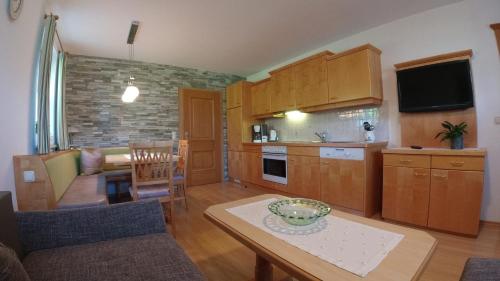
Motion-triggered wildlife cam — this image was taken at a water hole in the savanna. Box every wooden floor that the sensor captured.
[174,181,500,281]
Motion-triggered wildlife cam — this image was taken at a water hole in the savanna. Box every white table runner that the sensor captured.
[226,198,404,277]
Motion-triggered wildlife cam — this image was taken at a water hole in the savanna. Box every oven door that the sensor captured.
[262,153,287,184]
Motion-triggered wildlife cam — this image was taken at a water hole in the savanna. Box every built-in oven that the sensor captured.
[262,146,287,185]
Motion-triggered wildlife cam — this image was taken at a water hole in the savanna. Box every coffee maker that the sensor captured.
[251,124,268,143]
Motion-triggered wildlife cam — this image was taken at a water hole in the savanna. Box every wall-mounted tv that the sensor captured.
[396,59,474,113]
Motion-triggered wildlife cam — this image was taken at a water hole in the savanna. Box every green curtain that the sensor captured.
[35,15,57,154]
[55,52,69,150]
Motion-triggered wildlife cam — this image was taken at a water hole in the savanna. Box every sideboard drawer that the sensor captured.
[432,156,484,171]
[384,154,430,168]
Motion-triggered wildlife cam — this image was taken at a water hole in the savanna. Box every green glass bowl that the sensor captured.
[268,198,331,226]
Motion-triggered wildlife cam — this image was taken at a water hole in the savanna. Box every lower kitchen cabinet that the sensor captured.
[287,155,321,200]
[320,158,365,211]
[228,150,243,182]
[382,166,431,227]
[242,151,262,185]
[427,169,483,236]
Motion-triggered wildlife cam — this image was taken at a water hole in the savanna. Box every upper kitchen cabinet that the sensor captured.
[327,44,383,106]
[226,81,244,109]
[251,78,271,116]
[226,80,253,152]
[293,51,333,108]
[269,67,294,113]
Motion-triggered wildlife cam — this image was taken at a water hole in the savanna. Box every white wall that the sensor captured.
[0,1,47,208]
[248,0,500,221]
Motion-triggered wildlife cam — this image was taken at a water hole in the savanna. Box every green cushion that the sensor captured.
[100,147,130,156]
[44,151,80,202]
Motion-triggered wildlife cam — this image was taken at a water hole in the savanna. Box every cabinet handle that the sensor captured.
[450,161,465,167]
[432,174,448,179]
[414,172,427,177]
[257,155,262,159]
[399,159,412,164]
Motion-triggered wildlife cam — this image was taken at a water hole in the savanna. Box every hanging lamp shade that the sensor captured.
[121,76,139,103]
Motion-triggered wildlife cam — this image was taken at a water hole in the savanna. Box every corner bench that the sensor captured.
[13,147,130,211]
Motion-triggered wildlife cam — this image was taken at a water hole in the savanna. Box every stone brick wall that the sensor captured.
[65,54,242,178]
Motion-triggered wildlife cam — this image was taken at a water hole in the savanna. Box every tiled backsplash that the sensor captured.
[264,102,389,142]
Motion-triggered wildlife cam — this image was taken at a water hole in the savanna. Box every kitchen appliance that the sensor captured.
[320,147,365,160]
[252,124,268,143]
[262,145,287,184]
[269,129,278,142]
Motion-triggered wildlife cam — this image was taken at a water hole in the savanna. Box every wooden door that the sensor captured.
[227,107,242,151]
[288,155,320,200]
[251,80,271,116]
[327,49,380,102]
[270,68,294,112]
[320,158,365,211]
[428,169,483,235]
[382,166,431,227]
[293,56,329,108]
[228,151,243,182]
[226,82,242,109]
[179,88,222,186]
[242,151,262,184]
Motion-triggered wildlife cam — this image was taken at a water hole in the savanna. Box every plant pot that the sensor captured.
[451,135,464,149]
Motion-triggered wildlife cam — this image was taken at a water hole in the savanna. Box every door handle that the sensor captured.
[414,172,427,177]
[399,159,412,164]
[432,173,448,179]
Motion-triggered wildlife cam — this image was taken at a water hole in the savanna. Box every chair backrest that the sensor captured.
[176,140,189,177]
[129,141,174,188]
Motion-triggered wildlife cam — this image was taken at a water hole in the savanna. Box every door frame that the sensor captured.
[178,87,224,184]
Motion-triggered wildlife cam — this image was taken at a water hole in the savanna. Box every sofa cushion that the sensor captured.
[0,243,31,281]
[80,148,103,176]
[57,174,108,209]
[460,257,500,281]
[44,150,81,202]
[22,233,204,281]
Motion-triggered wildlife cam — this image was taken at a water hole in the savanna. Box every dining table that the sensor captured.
[104,153,180,167]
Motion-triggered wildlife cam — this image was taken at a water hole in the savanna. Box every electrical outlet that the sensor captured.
[23,171,35,183]
[495,116,500,125]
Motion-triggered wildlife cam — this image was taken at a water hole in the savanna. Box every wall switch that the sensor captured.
[23,171,35,183]
[495,116,500,124]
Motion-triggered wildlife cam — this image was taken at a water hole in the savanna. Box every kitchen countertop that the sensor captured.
[242,141,388,148]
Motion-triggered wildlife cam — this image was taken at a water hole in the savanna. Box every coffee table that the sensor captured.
[204,194,437,281]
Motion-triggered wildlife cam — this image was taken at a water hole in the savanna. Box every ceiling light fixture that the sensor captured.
[121,21,140,103]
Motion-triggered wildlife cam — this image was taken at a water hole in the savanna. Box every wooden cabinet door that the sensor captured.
[328,49,381,102]
[242,152,262,185]
[382,166,430,227]
[227,107,242,151]
[320,158,365,211]
[251,80,271,116]
[428,169,483,235]
[288,155,320,200]
[270,68,294,112]
[228,151,242,181]
[293,56,329,108]
[226,82,242,109]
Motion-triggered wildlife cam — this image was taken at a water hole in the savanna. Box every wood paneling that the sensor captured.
[384,154,431,168]
[320,158,365,211]
[179,88,222,186]
[492,23,500,54]
[269,68,294,113]
[400,107,477,148]
[293,55,329,108]
[394,49,473,70]
[382,166,431,227]
[228,151,243,182]
[431,155,484,171]
[287,155,320,200]
[428,169,483,235]
[327,45,383,103]
[251,79,271,116]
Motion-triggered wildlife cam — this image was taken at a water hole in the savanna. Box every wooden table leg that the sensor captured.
[255,254,273,281]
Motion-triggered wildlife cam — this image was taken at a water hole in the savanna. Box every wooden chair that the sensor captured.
[174,140,189,210]
[129,141,177,236]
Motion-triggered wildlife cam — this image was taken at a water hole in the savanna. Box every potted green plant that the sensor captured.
[434,121,468,149]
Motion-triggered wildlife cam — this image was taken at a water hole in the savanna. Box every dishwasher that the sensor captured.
[320,147,365,160]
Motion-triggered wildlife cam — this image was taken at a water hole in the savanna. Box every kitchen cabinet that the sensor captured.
[287,155,320,200]
[251,79,271,116]
[327,44,382,104]
[242,151,263,185]
[269,67,294,113]
[227,107,242,151]
[226,82,242,109]
[320,158,365,211]
[382,166,431,227]
[382,149,486,235]
[228,150,243,182]
[293,53,330,108]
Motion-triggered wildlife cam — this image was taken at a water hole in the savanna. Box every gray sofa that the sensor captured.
[0,191,204,281]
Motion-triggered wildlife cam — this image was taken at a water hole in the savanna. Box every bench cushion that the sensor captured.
[44,151,81,202]
[57,175,108,209]
[22,233,205,281]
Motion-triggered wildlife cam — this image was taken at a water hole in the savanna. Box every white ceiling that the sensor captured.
[47,0,460,76]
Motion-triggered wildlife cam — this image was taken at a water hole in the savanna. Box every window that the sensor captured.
[49,47,59,148]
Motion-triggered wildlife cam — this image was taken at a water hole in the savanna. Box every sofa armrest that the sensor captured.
[16,200,166,253]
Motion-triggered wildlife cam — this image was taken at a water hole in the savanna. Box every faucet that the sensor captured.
[314,132,328,143]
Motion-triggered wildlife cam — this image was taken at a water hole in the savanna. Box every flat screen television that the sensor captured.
[396,59,474,112]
